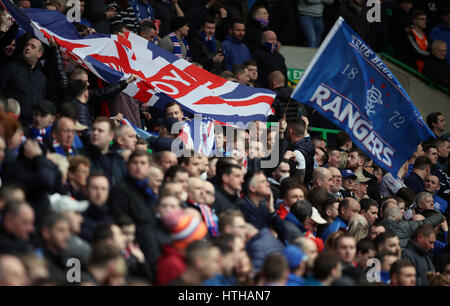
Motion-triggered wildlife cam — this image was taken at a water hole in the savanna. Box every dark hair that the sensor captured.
[413,224,436,239]
[390,259,415,277]
[336,131,351,147]
[232,64,246,76]
[360,198,379,212]
[306,186,329,209]
[426,112,442,129]
[357,238,375,254]
[2,201,30,219]
[376,250,398,263]
[243,60,257,67]
[413,156,432,170]
[280,177,306,199]
[185,240,214,266]
[128,150,152,165]
[213,234,235,256]
[164,165,188,182]
[262,253,288,282]
[373,231,397,251]
[395,187,416,208]
[69,79,88,98]
[93,116,115,133]
[89,241,122,267]
[57,102,79,121]
[91,223,115,243]
[313,252,340,281]
[322,198,339,217]
[243,170,264,195]
[218,210,244,233]
[230,19,245,29]
[412,9,426,19]
[86,171,108,187]
[115,214,134,228]
[216,162,241,185]
[164,101,182,117]
[316,147,328,165]
[290,200,313,223]
[334,232,355,248]
[286,117,306,137]
[139,20,156,34]
[41,212,69,231]
[202,16,216,27]
[338,198,353,215]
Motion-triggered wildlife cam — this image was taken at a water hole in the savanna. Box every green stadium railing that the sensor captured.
[379,53,449,94]
[309,127,341,143]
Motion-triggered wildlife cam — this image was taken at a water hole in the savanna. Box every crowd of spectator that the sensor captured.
[0,0,449,286]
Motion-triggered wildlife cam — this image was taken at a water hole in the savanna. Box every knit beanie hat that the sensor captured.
[170,16,188,32]
[162,210,208,250]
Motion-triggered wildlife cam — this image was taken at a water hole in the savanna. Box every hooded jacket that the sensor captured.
[402,239,435,286]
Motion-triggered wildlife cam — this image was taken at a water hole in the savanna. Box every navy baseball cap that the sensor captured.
[341,169,357,180]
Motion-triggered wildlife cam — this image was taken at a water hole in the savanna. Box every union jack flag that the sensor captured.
[0,1,276,126]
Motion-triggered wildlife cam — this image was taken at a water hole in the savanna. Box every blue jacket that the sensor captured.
[241,196,286,242]
[430,24,450,64]
[202,274,238,286]
[433,194,448,213]
[321,216,347,242]
[246,228,285,272]
[286,274,304,286]
[222,35,251,71]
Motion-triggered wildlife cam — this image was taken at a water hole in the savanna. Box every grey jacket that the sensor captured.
[297,0,334,17]
[402,240,435,286]
[380,212,444,250]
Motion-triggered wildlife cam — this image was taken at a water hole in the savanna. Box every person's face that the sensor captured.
[329,168,342,192]
[8,205,34,241]
[399,2,412,12]
[121,224,136,244]
[3,39,15,56]
[185,157,202,177]
[362,206,379,225]
[303,216,319,233]
[199,247,223,279]
[327,202,339,221]
[118,127,137,151]
[87,176,110,206]
[397,201,406,214]
[417,233,436,252]
[341,200,360,221]
[336,237,357,264]
[328,151,340,167]
[373,168,383,183]
[72,72,90,86]
[342,177,356,191]
[236,68,250,85]
[426,148,439,164]
[54,118,75,149]
[413,14,427,29]
[319,170,334,193]
[347,152,362,170]
[188,179,206,203]
[23,38,43,63]
[397,266,416,286]
[148,169,164,193]
[161,151,178,171]
[202,22,216,38]
[435,115,447,132]
[91,121,113,151]
[63,211,83,235]
[302,239,318,269]
[255,8,269,21]
[248,141,263,158]
[128,156,151,180]
[284,188,304,207]
[315,148,325,166]
[432,43,447,60]
[33,110,54,129]
[369,225,385,240]
[157,196,182,216]
[0,137,5,165]
[179,24,189,37]
[442,264,450,283]
[71,163,90,188]
[251,173,271,197]
[203,182,215,206]
[357,248,376,268]
[273,162,290,182]
[215,132,224,149]
[174,171,189,191]
[231,23,245,41]
[228,216,247,240]
[246,65,258,81]
[165,104,183,122]
[385,236,401,258]
[418,195,435,211]
[442,13,450,27]
[437,141,450,158]
[263,31,277,44]
[381,255,398,272]
[223,167,244,193]
[354,182,368,197]
[47,220,71,251]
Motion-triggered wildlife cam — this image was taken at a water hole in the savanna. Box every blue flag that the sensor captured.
[291,17,434,176]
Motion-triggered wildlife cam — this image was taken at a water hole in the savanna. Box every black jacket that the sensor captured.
[189,32,225,75]
[0,58,47,126]
[251,45,287,89]
[213,186,244,216]
[281,137,316,186]
[402,239,435,286]
[269,85,301,122]
[422,54,450,89]
[85,0,111,34]
[0,226,35,256]
[79,144,127,188]
[244,18,268,53]
[80,203,113,242]
[339,0,369,41]
[108,175,159,281]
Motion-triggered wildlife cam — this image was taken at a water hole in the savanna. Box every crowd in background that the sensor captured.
[0,0,449,286]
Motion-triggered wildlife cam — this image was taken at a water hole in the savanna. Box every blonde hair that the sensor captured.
[347,214,369,242]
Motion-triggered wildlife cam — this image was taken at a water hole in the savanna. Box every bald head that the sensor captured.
[0,255,29,286]
[268,71,285,89]
[188,177,206,203]
[262,30,277,44]
[312,167,333,193]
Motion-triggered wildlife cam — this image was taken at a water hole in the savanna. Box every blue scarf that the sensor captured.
[200,31,216,53]
[130,0,154,21]
[134,177,156,204]
[169,32,191,61]
[264,42,276,54]
[29,125,52,143]
[53,139,74,157]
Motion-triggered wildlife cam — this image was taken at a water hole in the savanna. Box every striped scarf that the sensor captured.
[191,201,219,237]
[53,139,74,156]
[169,32,191,62]
[29,125,52,143]
[200,31,216,53]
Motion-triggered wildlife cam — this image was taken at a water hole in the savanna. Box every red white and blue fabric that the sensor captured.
[0,3,275,126]
[189,200,219,237]
[178,116,216,156]
[53,139,74,156]
[29,125,52,143]
[119,117,157,139]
